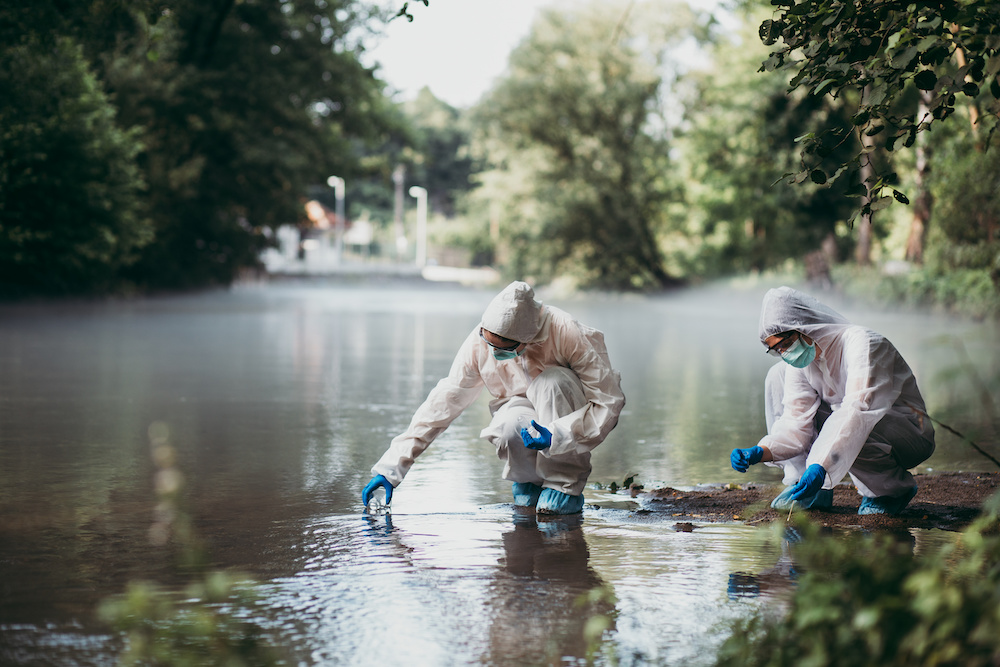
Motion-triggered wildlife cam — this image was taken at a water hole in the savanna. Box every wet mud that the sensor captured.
[630,472,1000,532]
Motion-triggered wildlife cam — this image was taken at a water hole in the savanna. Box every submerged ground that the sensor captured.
[630,471,1000,532]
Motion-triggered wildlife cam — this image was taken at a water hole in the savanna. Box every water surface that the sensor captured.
[0,279,996,664]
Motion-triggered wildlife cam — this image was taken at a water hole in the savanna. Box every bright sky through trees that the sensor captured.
[367,0,733,108]
[366,0,557,108]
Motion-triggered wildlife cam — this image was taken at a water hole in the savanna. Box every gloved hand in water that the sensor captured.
[788,464,826,501]
[730,446,764,473]
[362,474,394,506]
[521,420,552,451]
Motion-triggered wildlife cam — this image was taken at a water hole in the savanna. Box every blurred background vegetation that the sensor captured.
[1,0,998,315]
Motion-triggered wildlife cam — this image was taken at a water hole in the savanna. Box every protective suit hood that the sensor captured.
[759,286,850,349]
[481,281,543,343]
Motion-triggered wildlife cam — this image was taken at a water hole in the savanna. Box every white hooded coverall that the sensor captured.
[372,282,625,496]
[758,286,935,498]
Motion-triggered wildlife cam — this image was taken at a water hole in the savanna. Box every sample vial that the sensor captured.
[517,415,541,439]
[366,486,389,514]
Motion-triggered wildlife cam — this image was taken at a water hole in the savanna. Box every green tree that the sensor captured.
[403,88,475,217]
[472,0,702,290]
[101,0,395,289]
[753,0,1000,222]
[2,0,398,293]
[0,36,150,296]
[679,3,860,278]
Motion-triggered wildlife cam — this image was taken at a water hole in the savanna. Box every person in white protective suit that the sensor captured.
[730,286,935,515]
[361,281,625,515]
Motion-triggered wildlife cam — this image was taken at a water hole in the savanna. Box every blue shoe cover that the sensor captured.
[536,487,584,515]
[858,486,917,515]
[770,486,833,511]
[512,482,543,507]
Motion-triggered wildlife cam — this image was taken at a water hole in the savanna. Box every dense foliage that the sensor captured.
[716,492,1000,666]
[755,0,1000,219]
[1,0,998,310]
[0,36,149,296]
[679,5,859,277]
[470,0,701,289]
[0,0,397,294]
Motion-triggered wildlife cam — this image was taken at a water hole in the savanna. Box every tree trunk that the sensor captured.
[951,24,982,135]
[905,91,934,264]
[856,151,874,267]
[855,85,875,266]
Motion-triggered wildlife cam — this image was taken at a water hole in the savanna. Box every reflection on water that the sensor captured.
[0,280,996,664]
[254,507,775,666]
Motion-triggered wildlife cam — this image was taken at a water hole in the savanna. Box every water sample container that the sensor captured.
[366,486,389,514]
[518,415,540,438]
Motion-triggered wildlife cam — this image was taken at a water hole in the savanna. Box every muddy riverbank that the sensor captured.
[630,471,1000,531]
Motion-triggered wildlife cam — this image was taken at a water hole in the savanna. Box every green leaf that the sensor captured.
[892,189,910,205]
[814,79,839,96]
[914,69,937,90]
[870,196,893,211]
[761,52,784,72]
[889,45,919,70]
[760,20,780,46]
[867,84,889,106]
[847,181,867,197]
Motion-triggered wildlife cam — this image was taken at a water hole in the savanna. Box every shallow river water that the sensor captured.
[1,278,997,665]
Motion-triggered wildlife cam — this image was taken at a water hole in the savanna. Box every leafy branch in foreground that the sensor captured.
[98,422,280,666]
[393,0,429,23]
[715,490,1000,666]
[758,0,1000,221]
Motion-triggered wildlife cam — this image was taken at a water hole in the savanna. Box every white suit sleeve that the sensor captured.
[758,367,822,461]
[545,320,625,457]
[804,330,899,485]
[372,331,485,486]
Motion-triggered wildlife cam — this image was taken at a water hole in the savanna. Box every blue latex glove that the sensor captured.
[362,474,394,506]
[521,420,552,451]
[731,446,764,473]
[788,464,826,501]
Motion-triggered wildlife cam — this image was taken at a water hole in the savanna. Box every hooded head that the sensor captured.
[759,286,850,348]
[481,281,543,343]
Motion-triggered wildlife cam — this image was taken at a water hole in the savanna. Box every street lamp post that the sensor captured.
[326,175,345,265]
[408,185,428,268]
[392,165,407,261]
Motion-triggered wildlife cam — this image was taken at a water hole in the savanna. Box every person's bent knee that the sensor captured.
[526,367,587,417]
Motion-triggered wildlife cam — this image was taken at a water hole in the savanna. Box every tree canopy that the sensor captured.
[756,0,1000,219]
[471,0,704,289]
[0,0,399,294]
[0,28,149,295]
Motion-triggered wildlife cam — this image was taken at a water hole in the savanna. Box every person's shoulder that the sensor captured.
[544,304,572,321]
[545,305,593,334]
[839,325,895,360]
[841,324,886,345]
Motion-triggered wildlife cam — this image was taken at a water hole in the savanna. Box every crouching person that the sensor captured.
[731,286,935,515]
[362,281,625,515]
